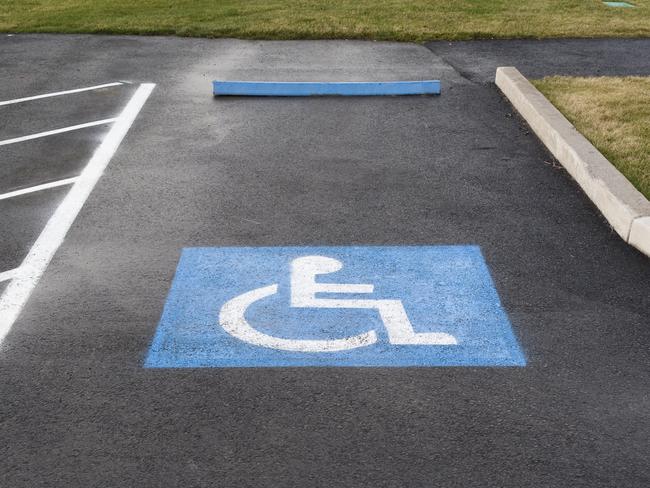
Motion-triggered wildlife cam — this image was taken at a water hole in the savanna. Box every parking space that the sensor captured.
[0,80,152,338]
[0,128,104,192]
[0,35,648,487]
[0,187,67,270]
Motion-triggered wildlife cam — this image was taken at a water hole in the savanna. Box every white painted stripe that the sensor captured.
[0,82,123,106]
[0,177,78,201]
[0,83,155,344]
[0,118,117,146]
[0,268,21,283]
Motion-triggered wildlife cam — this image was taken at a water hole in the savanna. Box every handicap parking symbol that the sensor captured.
[145,246,526,367]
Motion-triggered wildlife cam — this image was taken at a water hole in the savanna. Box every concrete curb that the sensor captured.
[495,67,650,258]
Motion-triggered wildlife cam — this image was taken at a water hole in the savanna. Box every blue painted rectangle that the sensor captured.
[212,80,441,96]
[145,246,525,368]
[603,1,634,6]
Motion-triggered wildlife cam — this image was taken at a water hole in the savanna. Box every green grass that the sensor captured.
[533,76,650,200]
[0,1,649,41]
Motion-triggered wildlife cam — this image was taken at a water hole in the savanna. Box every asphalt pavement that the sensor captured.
[0,35,649,487]
[426,38,650,82]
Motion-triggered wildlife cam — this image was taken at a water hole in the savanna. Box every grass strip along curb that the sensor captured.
[533,76,650,201]
[1,1,649,41]
[496,67,650,257]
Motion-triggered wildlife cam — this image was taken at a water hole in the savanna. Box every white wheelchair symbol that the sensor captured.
[219,255,458,352]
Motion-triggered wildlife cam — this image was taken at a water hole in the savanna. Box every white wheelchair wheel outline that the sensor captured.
[219,284,378,352]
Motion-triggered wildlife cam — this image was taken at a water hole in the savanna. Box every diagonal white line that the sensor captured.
[0,177,79,201]
[0,268,21,283]
[0,83,155,345]
[0,82,124,106]
[0,118,117,146]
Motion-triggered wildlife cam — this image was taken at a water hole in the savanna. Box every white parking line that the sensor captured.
[0,82,124,106]
[0,83,155,345]
[0,268,21,283]
[0,118,117,146]
[0,177,79,201]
